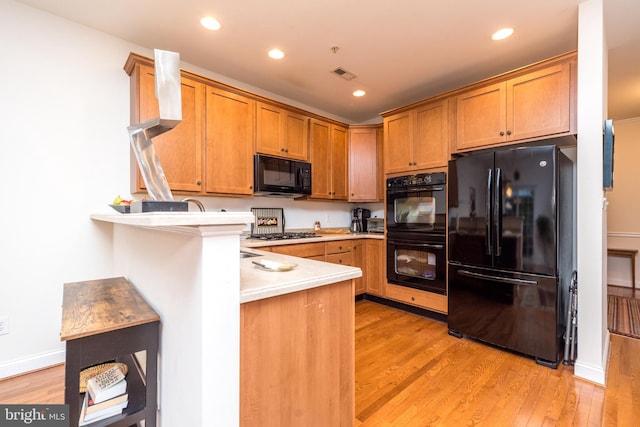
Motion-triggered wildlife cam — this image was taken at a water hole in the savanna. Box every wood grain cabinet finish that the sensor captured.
[383,98,449,174]
[348,126,382,202]
[129,63,204,193]
[454,55,575,152]
[325,240,353,266]
[352,240,366,295]
[240,280,354,427]
[309,119,349,200]
[365,239,385,296]
[256,102,309,160]
[204,87,255,195]
[269,242,326,261]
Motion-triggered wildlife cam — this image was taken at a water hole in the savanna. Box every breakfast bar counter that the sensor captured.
[91,212,361,426]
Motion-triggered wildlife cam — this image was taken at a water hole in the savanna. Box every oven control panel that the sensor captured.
[387,172,446,189]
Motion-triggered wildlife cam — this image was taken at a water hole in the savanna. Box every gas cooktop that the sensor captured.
[249,232,320,241]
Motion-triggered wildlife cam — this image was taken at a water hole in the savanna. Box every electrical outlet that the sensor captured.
[0,316,8,336]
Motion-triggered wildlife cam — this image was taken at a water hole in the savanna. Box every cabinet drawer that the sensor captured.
[385,283,448,314]
[326,240,352,254]
[326,252,353,266]
[270,242,325,258]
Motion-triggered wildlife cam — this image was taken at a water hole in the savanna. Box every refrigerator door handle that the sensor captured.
[458,269,539,286]
[495,168,502,257]
[486,169,492,256]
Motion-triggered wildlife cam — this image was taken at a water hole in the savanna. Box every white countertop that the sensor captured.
[91,211,255,227]
[239,248,362,303]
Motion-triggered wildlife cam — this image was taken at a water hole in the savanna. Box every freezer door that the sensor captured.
[448,264,560,364]
[448,152,495,268]
[494,146,557,274]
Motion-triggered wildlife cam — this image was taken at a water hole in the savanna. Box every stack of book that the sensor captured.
[79,365,128,425]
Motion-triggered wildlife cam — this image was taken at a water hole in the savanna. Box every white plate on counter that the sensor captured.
[252,259,298,272]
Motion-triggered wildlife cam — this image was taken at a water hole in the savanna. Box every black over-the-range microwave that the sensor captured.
[253,154,312,197]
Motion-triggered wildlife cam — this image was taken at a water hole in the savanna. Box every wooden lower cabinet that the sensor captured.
[384,282,448,314]
[352,241,366,295]
[365,240,384,296]
[240,280,354,427]
[269,242,325,260]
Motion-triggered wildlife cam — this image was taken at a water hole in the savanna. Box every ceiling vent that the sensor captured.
[332,67,357,81]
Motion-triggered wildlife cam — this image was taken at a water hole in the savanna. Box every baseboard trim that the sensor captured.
[357,293,447,323]
[573,333,608,387]
[0,349,65,380]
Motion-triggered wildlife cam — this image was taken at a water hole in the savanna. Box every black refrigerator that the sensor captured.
[447,145,573,367]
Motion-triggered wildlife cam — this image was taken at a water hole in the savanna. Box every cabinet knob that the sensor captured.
[506,130,512,135]
[196,180,202,185]
[499,131,505,136]
[249,185,253,189]
[281,148,285,152]
[411,296,415,301]
[285,148,289,153]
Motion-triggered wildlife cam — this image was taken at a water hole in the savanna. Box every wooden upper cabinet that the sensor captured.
[131,63,204,193]
[454,55,575,152]
[309,119,348,200]
[256,102,309,160]
[384,98,449,174]
[331,124,349,200]
[349,126,381,202]
[204,87,255,195]
[414,99,449,170]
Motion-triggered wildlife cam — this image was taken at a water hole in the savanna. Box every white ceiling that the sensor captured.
[16,0,640,123]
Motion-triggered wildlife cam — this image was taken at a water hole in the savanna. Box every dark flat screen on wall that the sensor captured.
[603,119,615,190]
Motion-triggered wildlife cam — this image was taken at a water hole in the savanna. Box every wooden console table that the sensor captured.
[608,248,638,292]
[61,277,160,427]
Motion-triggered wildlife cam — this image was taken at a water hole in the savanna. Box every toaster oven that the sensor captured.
[367,218,384,234]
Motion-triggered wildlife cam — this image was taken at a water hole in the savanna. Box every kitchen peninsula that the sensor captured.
[91,212,361,427]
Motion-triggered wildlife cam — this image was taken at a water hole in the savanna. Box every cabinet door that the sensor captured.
[282,110,309,160]
[414,99,449,169]
[384,110,415,174]
[330,124,349,200]
[136,64,204,193]
[455,81,506,151]
[365,240,384,296]
[326,252,353,266]
[349,127,379,201]
[507,62,572,141]
[256,103,309,160]
[352,241,366,295]
[309,119,332,199]
[255,102,283,157]
[204,87,255,195]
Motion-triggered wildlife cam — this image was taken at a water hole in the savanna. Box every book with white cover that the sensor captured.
[86,366,127,404]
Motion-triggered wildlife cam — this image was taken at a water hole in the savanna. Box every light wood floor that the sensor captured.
[355,300,639,426]
[1,298,639,426]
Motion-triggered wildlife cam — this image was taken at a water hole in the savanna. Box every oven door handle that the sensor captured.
[386,186,445,195]
[458,269,538,286]
[388,240,444,249]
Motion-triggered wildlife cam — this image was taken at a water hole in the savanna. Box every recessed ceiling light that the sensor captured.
[200,16,221,31]
[353,90,366,97]
[492,28,514,41]
[268,49,285,59]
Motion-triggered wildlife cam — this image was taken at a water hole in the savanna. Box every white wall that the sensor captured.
[0,1,380,378]
[606,118,640,287]
[574,0,608,385]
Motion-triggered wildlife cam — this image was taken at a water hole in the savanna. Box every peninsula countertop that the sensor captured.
[239,248,362,303]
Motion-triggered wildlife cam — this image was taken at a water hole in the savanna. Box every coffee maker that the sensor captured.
[351,208,371,233]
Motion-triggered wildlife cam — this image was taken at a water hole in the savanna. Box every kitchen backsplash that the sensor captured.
[183,196,383,231]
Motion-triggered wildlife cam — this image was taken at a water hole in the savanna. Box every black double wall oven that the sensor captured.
[386,172,447,295]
